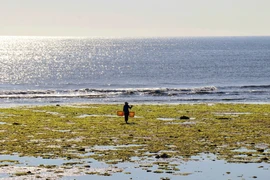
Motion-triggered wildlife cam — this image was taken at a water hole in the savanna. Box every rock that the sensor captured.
[156,153,170,158]
[78,148,85,152]
[261,157,268,161]
[180,116,190,119]
[217,117,231,120]
[160,153,169,158]
[257,149,264,153]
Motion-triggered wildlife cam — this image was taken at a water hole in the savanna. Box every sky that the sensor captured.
[0,0,270,37]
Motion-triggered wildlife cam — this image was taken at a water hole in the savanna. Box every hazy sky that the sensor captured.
[1,0,270,37]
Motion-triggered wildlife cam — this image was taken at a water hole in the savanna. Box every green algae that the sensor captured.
[0,103,269,165]
[14,171,33,176]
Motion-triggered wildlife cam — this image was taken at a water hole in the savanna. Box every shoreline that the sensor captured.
[1,101,270,109]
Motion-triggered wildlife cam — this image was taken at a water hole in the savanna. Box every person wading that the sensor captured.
[123,102,133,124]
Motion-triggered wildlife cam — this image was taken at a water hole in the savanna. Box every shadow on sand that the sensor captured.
[120,122,136,125]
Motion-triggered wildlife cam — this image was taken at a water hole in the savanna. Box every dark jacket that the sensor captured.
[123,104,132,113]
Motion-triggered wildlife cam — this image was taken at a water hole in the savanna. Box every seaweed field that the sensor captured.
[0,103,269,179]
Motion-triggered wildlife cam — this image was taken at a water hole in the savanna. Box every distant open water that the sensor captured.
[0,36,269,106]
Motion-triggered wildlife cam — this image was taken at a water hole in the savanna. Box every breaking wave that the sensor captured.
[0,85,269,104]
[0,86,218,99]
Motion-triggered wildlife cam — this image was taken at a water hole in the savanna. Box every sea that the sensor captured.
[0,36,269,107]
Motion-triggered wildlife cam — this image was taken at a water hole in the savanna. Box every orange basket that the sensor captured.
[117,111,124,116]
[129,112,135,117]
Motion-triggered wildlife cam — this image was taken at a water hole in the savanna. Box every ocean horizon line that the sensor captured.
[1,35,270,39]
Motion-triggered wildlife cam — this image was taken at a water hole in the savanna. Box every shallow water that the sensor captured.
[0,153,269,180]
